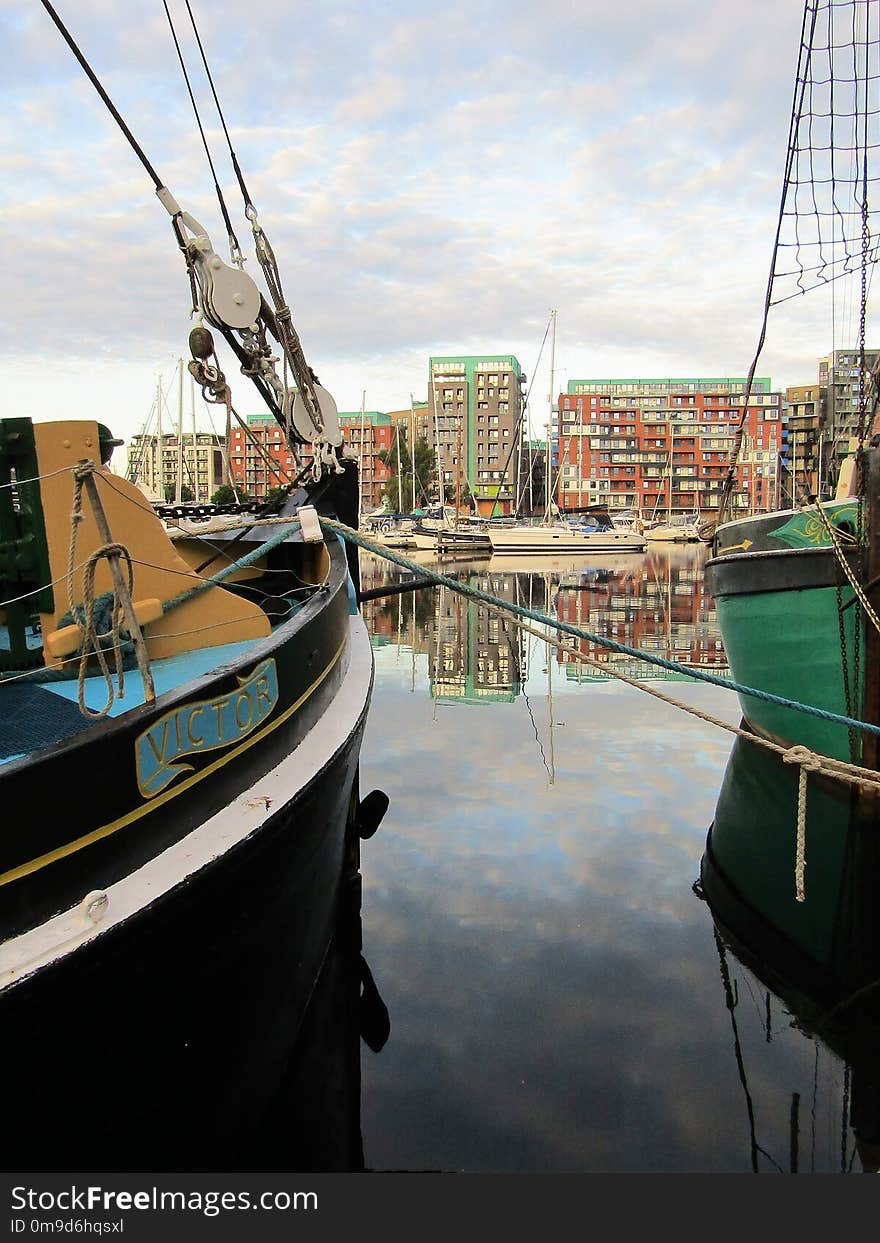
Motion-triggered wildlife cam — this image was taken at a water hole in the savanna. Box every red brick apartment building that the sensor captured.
[228,415,296,498]
[229,411,409,509]
[337,411,400,513]
[556,377,784,518]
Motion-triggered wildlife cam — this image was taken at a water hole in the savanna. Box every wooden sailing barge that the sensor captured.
[0,1,386,1168]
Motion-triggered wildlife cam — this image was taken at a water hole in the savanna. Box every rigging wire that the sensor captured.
[38,0,164,191]
[36,0,199,314]
[177,1,326,443]
[182,0,255,214]
[493,312,554,517]
[161,0,243,264]
[712,0,819,529]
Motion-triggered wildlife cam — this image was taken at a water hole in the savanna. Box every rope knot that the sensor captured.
[782,746,820,903]
[782,744,822,773]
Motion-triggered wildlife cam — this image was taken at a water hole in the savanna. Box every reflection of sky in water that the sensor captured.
[355,554,860,1173]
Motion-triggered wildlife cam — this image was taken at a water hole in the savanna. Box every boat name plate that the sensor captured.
[136,659,279,798]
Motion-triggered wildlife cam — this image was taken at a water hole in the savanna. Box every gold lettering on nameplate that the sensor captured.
[136,659,280,799]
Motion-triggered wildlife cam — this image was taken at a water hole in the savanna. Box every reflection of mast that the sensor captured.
[397,589,402,662]
[432,582,443,718]
[713,928,767,1174]
[411,592,416,693]
[545,572,556,785]
[547,631,555,786]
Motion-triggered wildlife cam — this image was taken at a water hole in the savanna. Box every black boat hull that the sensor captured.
[0,706,368,1171]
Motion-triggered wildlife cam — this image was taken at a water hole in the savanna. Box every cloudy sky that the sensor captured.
[2,0,874,449]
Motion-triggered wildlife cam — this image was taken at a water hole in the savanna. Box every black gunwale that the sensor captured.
[705,544,860,598]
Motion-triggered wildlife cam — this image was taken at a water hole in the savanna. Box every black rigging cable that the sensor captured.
[712,0,819,530]
[38,0,200,315]
[177,0,326,439]
[161,0,242,261]
[183,0,255,215]
[39,0,164,191]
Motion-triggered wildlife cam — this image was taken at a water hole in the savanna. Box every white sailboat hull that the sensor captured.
[487,525,647,554]
[645,522,701,543]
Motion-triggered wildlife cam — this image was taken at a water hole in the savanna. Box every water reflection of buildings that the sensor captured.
[429,574,525,703]
[553,549,727,682]
[358,548,728,699]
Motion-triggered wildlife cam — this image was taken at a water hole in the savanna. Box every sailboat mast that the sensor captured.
[409,393,417,512]
[546,308,557,522]
[358,390,366,527]
[156,373,163,502]
[515,411,523,517]
[175,358,184,505]
[454,412,462,527]
[668,416,674,521]
[190,372,198,503]
[396,416,403,513]
[433,380,443,505]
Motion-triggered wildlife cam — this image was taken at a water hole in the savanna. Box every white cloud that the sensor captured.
[1,0,875,448]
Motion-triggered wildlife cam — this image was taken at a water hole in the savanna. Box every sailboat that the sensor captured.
[1,1,385,1167]
[704,0,880,766]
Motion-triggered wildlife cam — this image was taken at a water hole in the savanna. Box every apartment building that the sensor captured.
[428,355,526,515]
[783,383,827,500]
[228,415,297,499]
[337,410,396,513]
[817,349,880,481]
[126,431,228,503]
[557,377,786,517]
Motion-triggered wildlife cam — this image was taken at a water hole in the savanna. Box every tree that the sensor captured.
[377,435,436,511]
[163,483,194,503]
[210,483,252,506]
[264,485,291,512]
[441,477,474,509]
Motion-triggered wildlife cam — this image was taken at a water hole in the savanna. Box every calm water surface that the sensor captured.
[352,544,862,1173]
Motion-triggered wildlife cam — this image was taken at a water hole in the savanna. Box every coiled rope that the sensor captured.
[66,467,132,717]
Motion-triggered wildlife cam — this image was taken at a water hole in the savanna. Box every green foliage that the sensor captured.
[264,485,291,512]
[441,478,473,507]
[210,483,252,506]
[163,483,195,503]
[378,434,437,510]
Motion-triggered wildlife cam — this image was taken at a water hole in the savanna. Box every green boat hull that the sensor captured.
[705,498,867,763]
[702,735,868,970]
[712,574,862,761]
